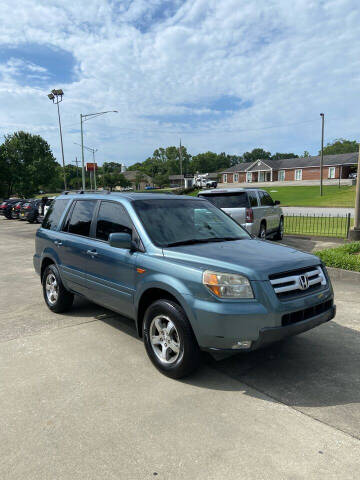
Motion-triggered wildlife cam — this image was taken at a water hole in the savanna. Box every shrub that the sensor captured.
[315,242,360,272]
[174,186,197,195]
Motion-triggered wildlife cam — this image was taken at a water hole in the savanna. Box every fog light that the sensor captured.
[232,340,252,350]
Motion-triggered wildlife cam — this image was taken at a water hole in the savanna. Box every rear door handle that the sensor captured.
[54,240,63,247]
[86,249,99,257]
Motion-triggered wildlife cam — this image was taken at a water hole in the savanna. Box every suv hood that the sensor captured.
[162,239,320,280]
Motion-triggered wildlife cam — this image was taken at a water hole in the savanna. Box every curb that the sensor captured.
[327,266,360,282]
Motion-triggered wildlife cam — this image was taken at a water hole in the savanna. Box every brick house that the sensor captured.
[220,152,357,184]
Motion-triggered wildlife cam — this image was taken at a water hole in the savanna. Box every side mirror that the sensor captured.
[274,200,280,205]
[109,232,133,250]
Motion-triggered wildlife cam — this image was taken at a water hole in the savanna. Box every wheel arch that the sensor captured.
[40,256,55,281]
[136,287,190,338]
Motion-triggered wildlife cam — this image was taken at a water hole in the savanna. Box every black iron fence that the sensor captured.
[284,213,352,238]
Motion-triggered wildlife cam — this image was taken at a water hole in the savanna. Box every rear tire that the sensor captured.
[143,299,201,379]
[273,217,284,240]
[259,222,266,240]
[42,264,74,313]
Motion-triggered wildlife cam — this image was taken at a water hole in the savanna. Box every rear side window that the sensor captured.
[259,191,274,206]
[63,200,97,237]
[96,201,132,241]
[42,199,70,230]
[200,193,249,209]
[247,191,258,207]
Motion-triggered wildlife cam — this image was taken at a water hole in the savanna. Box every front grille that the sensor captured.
[269,266,327,299]
[282,299,333,326]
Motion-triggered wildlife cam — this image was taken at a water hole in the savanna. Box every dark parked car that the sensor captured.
[19,199,40,222]
[19,197,54,223]
[11,200,29,219]
[0,199,21,219]
[34,192,335,378]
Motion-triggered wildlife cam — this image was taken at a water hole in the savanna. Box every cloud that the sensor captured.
[0,0,359,166]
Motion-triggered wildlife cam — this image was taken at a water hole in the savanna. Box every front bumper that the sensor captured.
[190,277,334,351]
[249,304,335,350]
[202,305,335,352]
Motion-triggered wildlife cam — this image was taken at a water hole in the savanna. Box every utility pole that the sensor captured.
[349,144,360,240]
[80,114,85,190]
[320,113,324,196]
[74,142,98,191]
[79,110,117,191]
[72,157,80,189]
[48,89,67,190]
[339,165,342,189]
[179,139,183,187]
[92,149,97,190]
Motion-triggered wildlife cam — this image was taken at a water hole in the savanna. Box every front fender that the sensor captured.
[134,273,199,337]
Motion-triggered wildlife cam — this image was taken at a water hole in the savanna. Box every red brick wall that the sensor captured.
[283,166,339,181]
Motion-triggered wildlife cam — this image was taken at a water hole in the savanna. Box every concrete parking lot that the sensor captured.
[1,217,360,479]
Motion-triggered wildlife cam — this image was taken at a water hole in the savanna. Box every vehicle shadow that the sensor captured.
[68,295,360,411]
[97,304,360,410]
[186,321,360,410]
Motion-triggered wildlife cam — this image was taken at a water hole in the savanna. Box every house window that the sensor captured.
[328,167,336,179]
[246,172,252,183]
[223,174,227,183]
[234,173,239,182]
[278,170,285,181]
[295,169,302,181]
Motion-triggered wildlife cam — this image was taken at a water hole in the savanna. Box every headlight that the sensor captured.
[203,270,254,298]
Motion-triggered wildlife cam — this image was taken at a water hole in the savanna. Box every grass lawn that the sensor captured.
[35,193,59,198]
[262,185,355,207]
[188,185,355,207]
[315,242,360,271]
[284,215,353,238]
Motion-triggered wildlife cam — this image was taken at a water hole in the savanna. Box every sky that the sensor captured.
[0,0,359,167]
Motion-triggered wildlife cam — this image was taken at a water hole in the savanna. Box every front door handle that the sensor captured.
[86,249,99,257]
[54,240,63,247]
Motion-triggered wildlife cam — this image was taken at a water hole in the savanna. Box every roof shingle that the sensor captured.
[221,152,358,173]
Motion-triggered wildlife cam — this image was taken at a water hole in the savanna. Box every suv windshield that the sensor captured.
[199,192,249,209]
[133,199,250,247]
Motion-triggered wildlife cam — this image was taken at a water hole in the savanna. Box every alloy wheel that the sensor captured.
[45,273,59,305]
[149,315,181,364]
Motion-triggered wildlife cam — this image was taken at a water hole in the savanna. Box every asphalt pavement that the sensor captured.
[1,217,359,479]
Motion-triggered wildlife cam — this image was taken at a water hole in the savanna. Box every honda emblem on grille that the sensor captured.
[299,274,309,290]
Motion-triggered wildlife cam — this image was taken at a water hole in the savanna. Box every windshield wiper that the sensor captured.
[165,237,242,247]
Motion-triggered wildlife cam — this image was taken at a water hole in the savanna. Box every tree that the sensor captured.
[101,172,130,191]
[0,131,59,197]
[320,138,358,156]
[134,172,147,190]
[103,161,124,173]
[303,150,310,157]
[242,148,271,163]
[153,173,170,187]
[271,152,298,161]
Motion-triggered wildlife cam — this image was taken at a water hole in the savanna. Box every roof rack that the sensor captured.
[62,189,111,195]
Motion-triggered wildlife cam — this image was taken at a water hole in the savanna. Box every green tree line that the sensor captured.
[1,131,357,197]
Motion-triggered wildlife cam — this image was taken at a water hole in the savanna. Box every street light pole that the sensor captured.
[92,149,97,190]
[179,139,183,187]
[79,110,117,190]
[80,114,85,190]
[48,89,67,190]
[320,113,324,196]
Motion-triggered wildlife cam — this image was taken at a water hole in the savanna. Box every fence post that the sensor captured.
[346,213,351,239]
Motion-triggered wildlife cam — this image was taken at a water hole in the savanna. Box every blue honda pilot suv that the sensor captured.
[34,192,335,378]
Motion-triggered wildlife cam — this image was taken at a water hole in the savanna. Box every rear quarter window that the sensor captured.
[200,193,249,209]
[42,199,70,230]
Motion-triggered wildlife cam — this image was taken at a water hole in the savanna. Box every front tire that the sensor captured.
[143,300,201,379]
[42,264,74,313]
